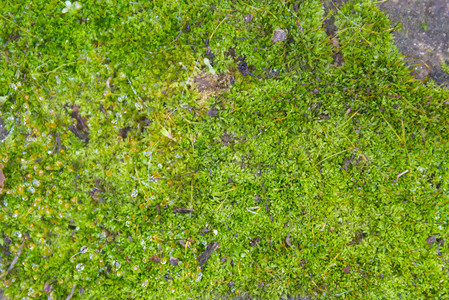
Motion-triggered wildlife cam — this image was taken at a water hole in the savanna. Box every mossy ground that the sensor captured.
[1,0,448,299]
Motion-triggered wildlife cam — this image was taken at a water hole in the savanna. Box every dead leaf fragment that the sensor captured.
[197,242,220,266]
[426,235,436,246]
[343,265,351,274]
[106,74,113,91]
[249,237,261,247]
[150,256,161,264]
[44,282,53,294]
[173,206,195,214]
[0,167,5,193]
[244,14,253,23]
[271,29,287,44]
[169,256,179,267]
[285,234,292,247]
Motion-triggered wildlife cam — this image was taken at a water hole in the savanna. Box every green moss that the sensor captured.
[1,0,448,299]
[442,62,449,75]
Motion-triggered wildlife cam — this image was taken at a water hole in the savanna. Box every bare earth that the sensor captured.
[377,0,449,86]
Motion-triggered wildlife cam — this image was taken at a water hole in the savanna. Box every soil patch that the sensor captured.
[377,0,449,86]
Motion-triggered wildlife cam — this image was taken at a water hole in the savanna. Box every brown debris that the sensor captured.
[150,256,161,264]
[0,167,5,193]
[70,105,89,132]
[426,235,436,246]
[68,105,89,140]
[51,131,61,154]
[99,104,109,122]
[173,206,195,214]
[90,188,105,203]
[68,125,89,140]
[197,242,220,266]
[0,240,24,279]
[106,74,113,91]
[271,29,287,44]
[169,256,179,267]
[244,14,253,23]
[118,126,132,139]
[285,234,292,247]
[194,72,232,105]
[44,282,53,295]
[179,237,195,247]
[343,265,351,274]
[249,237,261,247]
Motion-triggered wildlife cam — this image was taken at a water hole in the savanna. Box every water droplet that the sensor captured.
[76,263,85,271]
[112,261,121,270]
[141,279,149,288]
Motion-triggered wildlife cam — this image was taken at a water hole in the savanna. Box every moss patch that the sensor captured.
[0,0,448,299]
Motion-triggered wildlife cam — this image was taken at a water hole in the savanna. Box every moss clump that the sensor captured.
[1,0,448,299]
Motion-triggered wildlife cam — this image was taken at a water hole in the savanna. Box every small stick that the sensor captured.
[395,170,409,183]
[65,284,76,300]
[335,290,352,297]
[246,207,260,215]
[0,240,25,278]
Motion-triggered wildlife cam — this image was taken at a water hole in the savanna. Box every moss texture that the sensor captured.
[1,0,448,299]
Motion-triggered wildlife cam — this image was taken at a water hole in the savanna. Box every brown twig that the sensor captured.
[0,240,25,278]
[394,170,409,183]
[65,284,76,300]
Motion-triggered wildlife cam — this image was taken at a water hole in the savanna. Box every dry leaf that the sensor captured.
[150,256,161,264]
[271,29,287,44]
[197,242,220,266]
[285,234,292,247]
[244,14,253,23]
[169,256,179,267]
[0,167,5,193]
[44,282,53,294]
[426,235,436,246]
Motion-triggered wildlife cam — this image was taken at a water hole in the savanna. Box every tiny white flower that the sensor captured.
[213,229,218,235]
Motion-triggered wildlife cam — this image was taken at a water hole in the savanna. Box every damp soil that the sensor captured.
[377,0,449,86]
